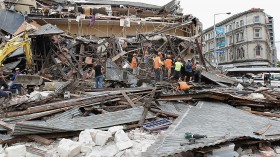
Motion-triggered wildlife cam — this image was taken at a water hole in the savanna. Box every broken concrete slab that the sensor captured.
[108,126,124,135]
[115,130,133,151]
[94,131,112,146]
[57,139,81,157]
[5,145,26,157]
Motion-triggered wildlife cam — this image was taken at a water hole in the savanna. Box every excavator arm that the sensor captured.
[0,33,33,68]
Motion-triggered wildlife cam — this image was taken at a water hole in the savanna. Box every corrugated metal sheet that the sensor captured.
[13,107,155,135]
[157,101,188,115]
[202,71,236,85]
[0,9,24,34]
[30,24,64,36]
[46,108,81,123]
[144,101,280,157]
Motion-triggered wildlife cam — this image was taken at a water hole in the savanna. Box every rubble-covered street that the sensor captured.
[1,0,280,157]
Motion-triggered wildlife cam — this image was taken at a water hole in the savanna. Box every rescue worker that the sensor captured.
[171,57,183,81]
[184,59,193,82]
[10,68,23,95]
[164,55,173,80]
[192,61,197,81]
[131,53,138,75]
[194,62,204,83]
[93,61,104,88]
[0,64,8,89]
[0,64,10,98]
[154,52,162,82]
[143,51,149,70]
[177,81,190,94]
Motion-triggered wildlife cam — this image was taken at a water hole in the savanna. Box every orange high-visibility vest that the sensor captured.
[165,59,172,69]
[154,56,161,69]
[178,82,190,90]
[131,57,137,67]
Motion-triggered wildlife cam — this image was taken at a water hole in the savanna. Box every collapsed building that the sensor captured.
[4,1,280,157]
[0,0,203,86]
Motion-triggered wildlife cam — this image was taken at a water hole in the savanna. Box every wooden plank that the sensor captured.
[121,91,136,107]
[26,135,53,145]
[138,89,156,126]
[254,123,272,135]
[248,110,280,118]
[0,121,14,131]
[150,108,179,118]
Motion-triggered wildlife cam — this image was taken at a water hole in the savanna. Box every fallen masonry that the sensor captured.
[0,0,280,157]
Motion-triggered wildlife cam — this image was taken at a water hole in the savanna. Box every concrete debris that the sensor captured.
[57,139,81,157]
[94,131,112,146]
[5,145,26,157]
[108,126,124,135]
[0,0,279,157]
[115,130,133,151]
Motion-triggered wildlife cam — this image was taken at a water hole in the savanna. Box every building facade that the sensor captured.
[202,8,277,69]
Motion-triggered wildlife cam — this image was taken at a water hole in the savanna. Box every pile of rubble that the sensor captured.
[2,0,280,157]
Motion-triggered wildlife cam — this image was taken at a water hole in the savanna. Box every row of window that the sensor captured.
[204,28,262,52]
[205,45,263,63]
[204,16,260,41]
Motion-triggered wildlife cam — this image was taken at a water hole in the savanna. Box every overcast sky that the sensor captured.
[118,0,280,60]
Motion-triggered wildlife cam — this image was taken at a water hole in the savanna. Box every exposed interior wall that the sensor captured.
[56,22,187,37]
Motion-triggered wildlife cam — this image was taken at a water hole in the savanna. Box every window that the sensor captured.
[220,53,225,62]
[241,48,245,59]
[237,47,245,59]
[229,48,233,60]
[254,28,261,38]
[236,33,239,42]
[240,20,244,26]
[254,16,260,23]
[255,45,262,56]
[236,31,244,42]
[229,25,232,31]
[210,42,214,49]
[229,35,233,44]
[236,22,239,28]
[240,32,244,40]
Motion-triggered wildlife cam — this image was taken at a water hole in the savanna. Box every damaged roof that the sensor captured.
[68,0,160,9]
[30,24,64,36]
[0,9,24,34]
[144,101,280,156]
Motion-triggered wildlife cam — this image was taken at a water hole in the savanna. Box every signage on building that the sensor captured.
[216,49,225,53]
[215,27,226,48]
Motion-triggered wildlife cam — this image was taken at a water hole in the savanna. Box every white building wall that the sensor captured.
[202,9,273,68]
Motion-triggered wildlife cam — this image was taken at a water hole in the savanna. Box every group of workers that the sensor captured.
[0,64,22,98]
[131,50,205,93]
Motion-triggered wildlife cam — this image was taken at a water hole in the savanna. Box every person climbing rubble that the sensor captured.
[164,55,173,80]
[154,52,163,82]
[131,53,138,75]
[176,81,190,94]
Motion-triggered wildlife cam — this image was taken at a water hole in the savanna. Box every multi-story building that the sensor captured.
[203,8,277,69]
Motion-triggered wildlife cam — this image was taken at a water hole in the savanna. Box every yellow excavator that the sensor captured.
[0,33,33,68]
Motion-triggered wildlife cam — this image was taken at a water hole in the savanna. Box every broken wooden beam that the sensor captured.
[253,123,272,135]
[150,108,179,118]
[247,110,280,118]
[0,121,14,131]
[26,135,53,145]
[121,91,136,107]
